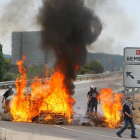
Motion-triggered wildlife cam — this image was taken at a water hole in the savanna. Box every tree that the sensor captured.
[0,43,5,81]
[4,59,11,72]
[78,60,104,75]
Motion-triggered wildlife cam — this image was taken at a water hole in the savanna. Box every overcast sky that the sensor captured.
[0,0,140,55]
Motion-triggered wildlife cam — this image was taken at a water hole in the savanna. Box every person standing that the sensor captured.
[87,86,94,112]
[89,87,100,115]
[116,97,138,138]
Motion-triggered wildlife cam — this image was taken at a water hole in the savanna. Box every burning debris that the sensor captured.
[10,56,75,123]
[100,88,124,128]
[2,58,124,128]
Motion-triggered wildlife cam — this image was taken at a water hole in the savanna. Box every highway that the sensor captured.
[0,77,140,140]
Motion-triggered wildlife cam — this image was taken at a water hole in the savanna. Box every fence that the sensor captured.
[76,70,123,80]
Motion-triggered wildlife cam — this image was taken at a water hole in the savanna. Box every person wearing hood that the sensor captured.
[116,97,138,138]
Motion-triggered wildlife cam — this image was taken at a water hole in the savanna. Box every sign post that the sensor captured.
[132,88,135,103]
[124,47,140,103]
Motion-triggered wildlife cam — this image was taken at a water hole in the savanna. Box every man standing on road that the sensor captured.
[89,87,100,115]
[116,97,138,138]
[2,86,14,104]
[87,86,94,112]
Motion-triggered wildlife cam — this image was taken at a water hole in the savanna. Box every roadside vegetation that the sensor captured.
[0,43,18,81]
[0,43,5,82]
[78,61,104,75]
[0,43,53,82]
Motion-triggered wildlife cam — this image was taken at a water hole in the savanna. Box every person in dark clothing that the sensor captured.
[87,86,94,112]
[2,86,14,103]
[116,97,138,138]
[89,87,100,115]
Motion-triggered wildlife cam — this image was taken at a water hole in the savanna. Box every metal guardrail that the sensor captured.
[77,70,123,80]
[0,70,123,87]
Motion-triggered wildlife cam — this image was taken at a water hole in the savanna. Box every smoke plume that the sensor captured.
[37,0,102,95]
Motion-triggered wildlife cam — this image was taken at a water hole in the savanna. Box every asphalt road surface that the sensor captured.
[0,77,140,140]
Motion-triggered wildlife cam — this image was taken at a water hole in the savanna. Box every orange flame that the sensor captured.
[100,88,124,128]
[75,47,80,71]
[10,56,75,122]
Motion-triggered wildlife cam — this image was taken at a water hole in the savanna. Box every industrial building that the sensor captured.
[11,31,55,67]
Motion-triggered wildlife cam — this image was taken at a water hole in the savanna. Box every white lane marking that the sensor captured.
[113,89,123,92]
[74,80,95,85]
[75,85,123,92]
[74,78,122,85]
[75,87,89,91]
[75,84,107,91]
[114,83,122,86]
[54,125,133,140]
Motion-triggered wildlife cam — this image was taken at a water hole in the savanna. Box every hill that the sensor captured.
[87,53,123,71]
[3,54,11,59]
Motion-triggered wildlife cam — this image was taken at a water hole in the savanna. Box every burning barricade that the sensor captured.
[2,57,124,128]
[6,56,75,124]
[2,0,124,128]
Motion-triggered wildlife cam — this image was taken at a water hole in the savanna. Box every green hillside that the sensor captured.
[87,53,123,71]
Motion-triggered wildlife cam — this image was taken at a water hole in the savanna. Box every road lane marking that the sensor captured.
[54,125,133,140]
[75,85,123,92]
[74,78,123,85]
[75,84,107,91]
[113,89,123,92]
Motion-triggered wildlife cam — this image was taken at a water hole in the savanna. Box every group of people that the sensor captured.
[87,86,138,138]
[87,86,100,115]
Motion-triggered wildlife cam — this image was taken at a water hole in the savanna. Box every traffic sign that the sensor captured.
[124,47,140,63]
[123,65,140,87]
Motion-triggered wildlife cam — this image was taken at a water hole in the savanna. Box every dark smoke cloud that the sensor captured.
[37,0,102,95]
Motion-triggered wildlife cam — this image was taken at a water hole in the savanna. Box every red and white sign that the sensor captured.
[136,50,140,55]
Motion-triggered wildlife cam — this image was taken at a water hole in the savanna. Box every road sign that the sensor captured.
[123,65,140,87]
[124,47,140,63]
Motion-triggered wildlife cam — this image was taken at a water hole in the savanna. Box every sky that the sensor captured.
[0,0,140,55]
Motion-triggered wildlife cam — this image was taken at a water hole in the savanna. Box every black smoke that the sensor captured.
[37,0,102,95]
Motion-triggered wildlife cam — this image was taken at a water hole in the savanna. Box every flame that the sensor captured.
[10,56,75,122]
[75,47,80,71]
[100,88,124,128]
[75,64,80,71]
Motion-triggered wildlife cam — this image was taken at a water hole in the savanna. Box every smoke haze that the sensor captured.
[0,0,41,54]
[85,0,135,54]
